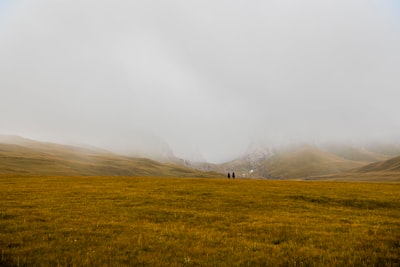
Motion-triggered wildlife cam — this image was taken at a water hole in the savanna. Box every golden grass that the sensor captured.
[220,145,368,179]
[1,176,399,266]
[357,156,400,173]
[266,146,365,179]
[309,172,400,182]
[0,144,221,177]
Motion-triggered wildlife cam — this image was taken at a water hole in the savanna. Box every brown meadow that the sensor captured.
[1,176,399,266]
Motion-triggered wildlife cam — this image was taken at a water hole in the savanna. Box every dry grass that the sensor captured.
[309,172,400,182]
[219,145,367,179]
[357,156,400,173]
[265,145,365,179]
[0,143,221,177]
[1,176,399,266]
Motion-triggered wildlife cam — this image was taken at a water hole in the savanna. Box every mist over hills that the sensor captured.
[1,135,400,181]
[320,144,388,162]
[1,0,400,164]
[209,141,400,180]
[0,135,220,177]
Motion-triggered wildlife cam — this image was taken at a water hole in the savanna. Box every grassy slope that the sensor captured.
[323,155,400,182]
[1,135,399,180]
[0,142,221,178]
[301,156,400,182]
[218,146,372,179]
[1,176,399,266]
[356,156,400,173]
[265,145,365,179]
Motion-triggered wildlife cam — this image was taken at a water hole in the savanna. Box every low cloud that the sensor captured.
[1,0,399,162]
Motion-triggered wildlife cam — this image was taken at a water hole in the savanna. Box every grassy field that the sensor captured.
[1,176,399,266]
[308,172,400,182]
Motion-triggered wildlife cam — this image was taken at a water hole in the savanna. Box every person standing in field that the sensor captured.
[232,172,235,179]
[227,172,230,179]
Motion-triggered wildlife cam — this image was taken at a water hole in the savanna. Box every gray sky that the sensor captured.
[1,0,400,162]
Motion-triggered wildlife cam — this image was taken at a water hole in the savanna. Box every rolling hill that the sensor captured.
[356,155,400,173]
[2,135,400,180]
[218,145,367,179]
[289,150,400,182]
[0,136,221,177]
[262,145,366,179]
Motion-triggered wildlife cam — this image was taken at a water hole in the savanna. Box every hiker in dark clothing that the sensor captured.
[227,173,230,179]
[232,172,235,179]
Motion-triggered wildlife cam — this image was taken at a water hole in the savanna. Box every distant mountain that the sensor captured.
[2,135,399,180]
[218,143,275,178]
[0,135,221,177]
[244,142,276,163]
[217,144,372,179]
[215,141,400,179]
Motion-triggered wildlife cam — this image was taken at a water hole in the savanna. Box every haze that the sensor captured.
[1,0,399,163]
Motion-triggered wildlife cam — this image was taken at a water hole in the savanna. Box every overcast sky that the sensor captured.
[1,0,400,162]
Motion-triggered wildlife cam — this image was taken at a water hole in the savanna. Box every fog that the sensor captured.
[1,0,399,162]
